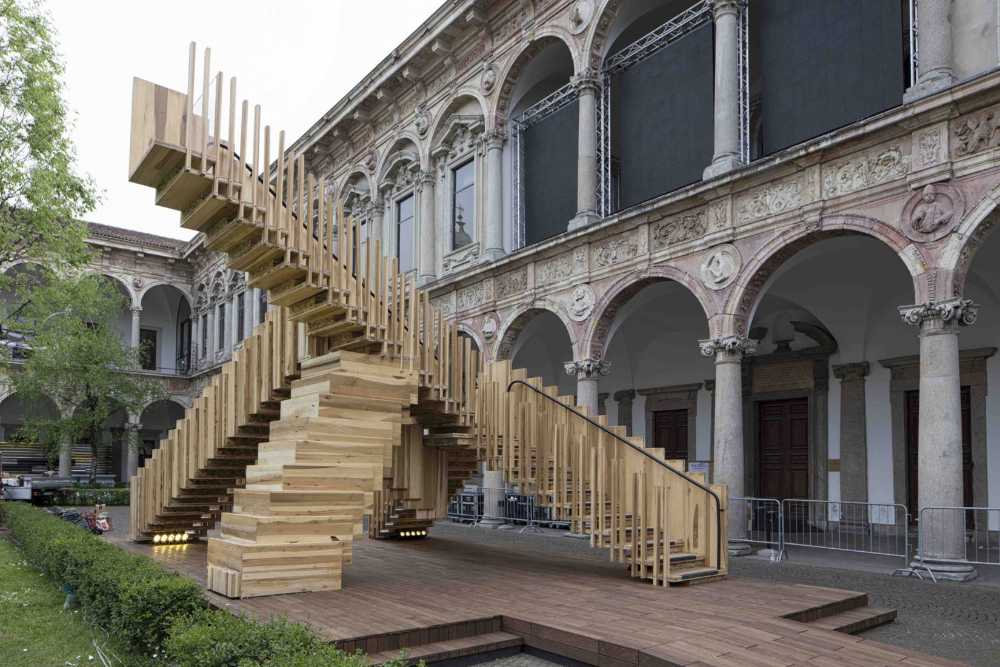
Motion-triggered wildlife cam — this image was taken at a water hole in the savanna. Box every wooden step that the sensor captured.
[367,631,522,666]
[808,607,897,634]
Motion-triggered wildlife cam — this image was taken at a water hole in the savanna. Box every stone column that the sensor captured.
[483,129,506,261]
[368,200,384,248]
[125,417,141,481]
[568,71,601,231]
[832,362,870,505]
[905,0,954,101]
[899,298,977,580]
[58,436,73,478]
[700,335,755,540]
[130,306,142,349]
[564,358,611,417]
[614,389,636,437]
[418,169,437,285]
[703,0,744,180]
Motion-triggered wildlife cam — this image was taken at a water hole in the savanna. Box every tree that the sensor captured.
[9,274,163,482]
[0,0,96,290]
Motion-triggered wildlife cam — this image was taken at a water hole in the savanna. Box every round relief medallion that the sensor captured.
[700,244,741,290]
[567,0,594,34]
[901,182,966,243]
[568,284,596,322]
[481,313,499,340]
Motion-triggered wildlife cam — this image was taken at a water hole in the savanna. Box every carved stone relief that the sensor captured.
[495,268,528,299]
[592,230,644,268]
[915,126,945,170]
[700,244,741,290]
[432,294,455,318]
[736,177,807,224]
[481,313,499,340]
[652,208,707,250]
[821,143,909,198]
[901,182,966,242]
[481,64,497,94]
[567,0,594,34]
[951,105,1000,158]
[567,284,596,322]
[537,252,577,286]
[456,279,493,312]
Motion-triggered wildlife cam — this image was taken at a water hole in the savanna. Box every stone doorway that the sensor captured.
[757,397,810,501]
[904,387,973,520]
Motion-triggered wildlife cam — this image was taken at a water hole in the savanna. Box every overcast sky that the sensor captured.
[48,0,443,241]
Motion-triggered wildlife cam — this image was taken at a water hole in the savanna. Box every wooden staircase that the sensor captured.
[474,363,727,586]
[129,308,298,542]
[126,43,725,597]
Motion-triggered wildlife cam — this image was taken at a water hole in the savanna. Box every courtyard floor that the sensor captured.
[98,508,1000,667]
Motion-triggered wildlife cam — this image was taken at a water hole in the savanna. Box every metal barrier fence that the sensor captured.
[917,506,1000,567]
[446,489,569,530]
[782,499,910,559]
[731,497,784,558]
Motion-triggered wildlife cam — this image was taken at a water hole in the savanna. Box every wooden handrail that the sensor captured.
[507,379,724,572]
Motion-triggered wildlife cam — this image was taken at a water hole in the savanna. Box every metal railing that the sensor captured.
[783,499,910,560]
[732,497,784,558]
[447,488,569,531]
[507,379,724,572]
[917,506,1000,567]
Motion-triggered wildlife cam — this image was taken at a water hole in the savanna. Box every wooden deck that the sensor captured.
[106,526,964,667]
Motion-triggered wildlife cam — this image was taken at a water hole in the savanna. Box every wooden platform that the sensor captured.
[105,527,964,667]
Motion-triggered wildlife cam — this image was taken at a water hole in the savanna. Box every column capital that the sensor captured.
[571,69,601,95]
[484,128,507,150]
[898,298,979,328]
[564,357,610,379]
[832,361,870,382]
[698,335,756,358]
[419,169,436,185]
[708,0,743,18]
[130,305,143,314]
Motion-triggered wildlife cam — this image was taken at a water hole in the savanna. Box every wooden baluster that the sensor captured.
[212,72,223,188]
[251,106,261,225]
[297,154,306,263]
[200,48,211,174]
[275,131,286,246]
[238,100,248,206]
[184,42,195,169]
[262,126,271,231]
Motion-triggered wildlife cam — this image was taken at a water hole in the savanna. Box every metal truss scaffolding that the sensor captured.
[511,80,577,250]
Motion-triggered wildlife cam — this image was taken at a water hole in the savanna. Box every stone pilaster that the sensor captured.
[899,297,978,580]
[564,357,610,417]
[568,71,601,231]
[832,362,870,504]
[699,335,755,540]
[418,170,437,285]
[613,389,636,437]
[904,0,954,101]
[483,129,506,261]
[703,0,744,180]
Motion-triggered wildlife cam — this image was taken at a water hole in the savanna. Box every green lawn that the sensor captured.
[0,535,147,666]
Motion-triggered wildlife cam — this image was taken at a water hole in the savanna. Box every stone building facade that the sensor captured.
[279,0,1000,573]
[10,1,1000,574]
[0,223,268,482]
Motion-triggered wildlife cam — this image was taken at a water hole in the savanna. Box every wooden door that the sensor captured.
[905,387,972,516]
[653,409,688,461]
[757,397,809,500]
